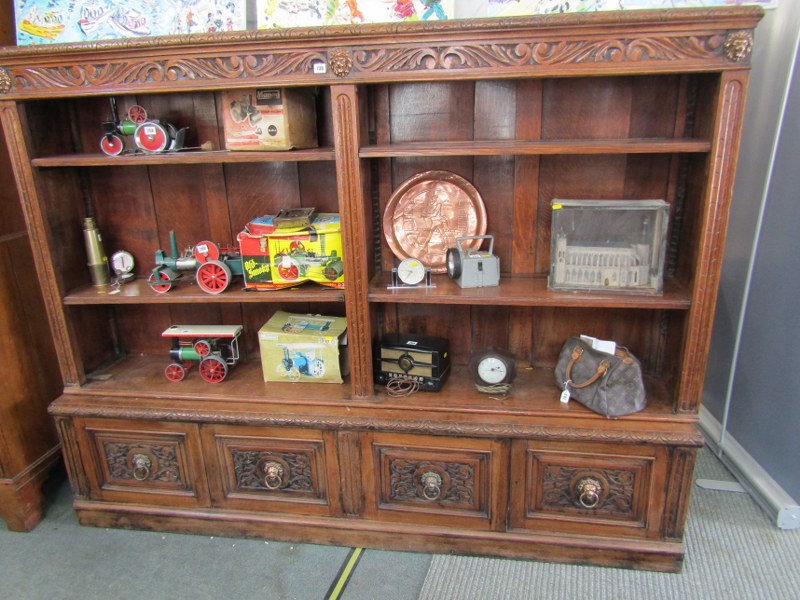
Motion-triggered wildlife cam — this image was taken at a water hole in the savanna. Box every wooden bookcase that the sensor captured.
[0,7,761,570]
[0,7,62,532]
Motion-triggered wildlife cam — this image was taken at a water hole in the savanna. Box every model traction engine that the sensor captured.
[162,325,242,383]
[100,98,188,156]
[148,231,244,294]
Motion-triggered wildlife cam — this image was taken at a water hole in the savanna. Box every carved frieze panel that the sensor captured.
[0,27,752,97]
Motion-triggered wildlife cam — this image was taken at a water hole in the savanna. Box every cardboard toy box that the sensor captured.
[237,213,345,290]
[221,88,318,151]
[259,312,348,384]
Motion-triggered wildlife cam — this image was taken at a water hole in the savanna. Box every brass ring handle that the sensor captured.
[565,346,609,389]
[576,477,603,509]
[263,461,286,490]
[420,471,443,500]
[131,453,152,481]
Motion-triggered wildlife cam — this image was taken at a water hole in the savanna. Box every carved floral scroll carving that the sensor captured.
[540,465,635,516]
[2,31,742,95]
[231,449,314,494]
[388,457,475,505]
[103,442,182,485]
[351,34,727,74]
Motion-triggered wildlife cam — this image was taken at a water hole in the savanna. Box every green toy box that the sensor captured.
[258,312,348,384]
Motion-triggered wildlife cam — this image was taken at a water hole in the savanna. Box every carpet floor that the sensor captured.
[418,447,800,600]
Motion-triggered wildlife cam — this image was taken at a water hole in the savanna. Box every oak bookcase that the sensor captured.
[0,7,761,570]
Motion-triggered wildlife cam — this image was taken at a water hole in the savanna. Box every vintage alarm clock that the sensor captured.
[396,257,426,285]
[374,333,450,391]
[446,235,500,288]
[110,250,136,283]
[469,347,516,388]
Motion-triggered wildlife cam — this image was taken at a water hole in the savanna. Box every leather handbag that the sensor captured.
[554,337,646,417]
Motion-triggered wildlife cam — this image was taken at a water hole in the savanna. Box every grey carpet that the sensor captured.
[419,447,800,600]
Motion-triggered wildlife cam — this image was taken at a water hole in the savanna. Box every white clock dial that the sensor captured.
[110,250,135,281]
[477,356,508,385]
[397,258,426,285]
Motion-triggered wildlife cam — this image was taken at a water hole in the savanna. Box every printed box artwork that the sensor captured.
[15,0,247,46]
[258,311,349,384]
[237,212,345,291]
[257,0,454,29]
[221,88,319,151]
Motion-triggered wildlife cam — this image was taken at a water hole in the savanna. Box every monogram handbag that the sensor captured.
[554,336,646,417]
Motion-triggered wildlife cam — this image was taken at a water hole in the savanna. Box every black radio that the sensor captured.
[374,333,450,392]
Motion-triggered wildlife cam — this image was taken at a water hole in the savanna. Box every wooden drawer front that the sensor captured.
[509,440,666,538]
[363,433,507,530]
[203,425,340,516]
[78,418,209,507]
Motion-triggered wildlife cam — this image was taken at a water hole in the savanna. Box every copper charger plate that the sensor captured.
[383,171,487,273]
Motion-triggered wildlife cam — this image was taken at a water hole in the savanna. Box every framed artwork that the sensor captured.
[15,0,247,46]
[487,1,778,17]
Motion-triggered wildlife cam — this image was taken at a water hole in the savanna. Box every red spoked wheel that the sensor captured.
[196,260,232,294]
[193,241,221,264]
[276,257,300,281]
[128,105,147,124]
[148,269,175,293]
[164,362,185,382]
[134,121,170,153]
[199,355,228,383]
[100,134,124,156]
[289,241,306,253]
[193,339,211,357]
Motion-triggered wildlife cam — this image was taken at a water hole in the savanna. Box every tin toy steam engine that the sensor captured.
[100,98,188,156]
[148,231,244,295]
[162,325,243,383]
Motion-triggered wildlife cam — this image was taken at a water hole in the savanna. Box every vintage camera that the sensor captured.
[374,333,450,392]
[446,235,500,288]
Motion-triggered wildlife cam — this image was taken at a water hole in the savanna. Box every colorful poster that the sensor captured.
[15,0,247,46]
[487,1,777,17]
[257,0,455,29]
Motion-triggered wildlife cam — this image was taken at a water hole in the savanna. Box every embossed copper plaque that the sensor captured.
[383,171,487,273]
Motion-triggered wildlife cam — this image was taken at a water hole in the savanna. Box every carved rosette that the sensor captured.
[328,48,354,78]
[388,457,474,505]
[541,465,634,516]
[103,442,181,484]
[724,30,753,63]
[0,67,10,94]
[232,449,313,493]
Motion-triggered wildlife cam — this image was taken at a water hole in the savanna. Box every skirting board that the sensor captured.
[699,406,800,530]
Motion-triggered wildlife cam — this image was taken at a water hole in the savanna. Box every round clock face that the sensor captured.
[397,258,426,286]
[477,356,509,385]
[111,250,135,275]
[469,348,516,387]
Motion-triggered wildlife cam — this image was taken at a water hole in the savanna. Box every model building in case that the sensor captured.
[549,199,669,295]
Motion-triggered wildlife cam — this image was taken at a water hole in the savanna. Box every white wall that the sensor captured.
[703,2,800,513]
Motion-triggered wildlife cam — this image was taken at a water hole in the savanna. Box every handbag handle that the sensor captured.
[565,345,610,389]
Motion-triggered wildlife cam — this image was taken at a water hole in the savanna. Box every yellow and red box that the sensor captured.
[237,213,345,290]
